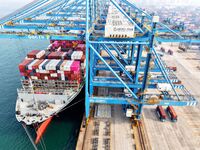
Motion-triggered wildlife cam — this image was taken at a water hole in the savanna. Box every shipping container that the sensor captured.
[18,59,33,72]
[167,106,177,122]
[18,40,85,86]
[156,106,167,122]
[27,50,40,59]
[157,83,172,92]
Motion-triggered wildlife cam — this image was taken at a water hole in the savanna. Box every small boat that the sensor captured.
[35,117,53,144]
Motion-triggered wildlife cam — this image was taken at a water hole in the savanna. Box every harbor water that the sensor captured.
[0,39,84,150]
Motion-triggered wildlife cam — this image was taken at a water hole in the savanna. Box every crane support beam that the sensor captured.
[90,97,197,106]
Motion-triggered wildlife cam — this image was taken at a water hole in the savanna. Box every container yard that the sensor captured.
[142,43,200,150]
[0,0,200,150]
[138,2,200,38]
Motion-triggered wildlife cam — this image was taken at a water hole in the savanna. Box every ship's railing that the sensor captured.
[21,79,80,89]
[17,87,76,95]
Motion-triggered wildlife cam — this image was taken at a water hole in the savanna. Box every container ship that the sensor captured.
[15,40,86,126]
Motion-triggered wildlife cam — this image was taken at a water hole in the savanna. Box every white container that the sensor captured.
[61,52,67,59]
[39,70,49,73]
[47,44,52,50]
[61,72,65,80]
[122,54,128,59]
[25,57,34,60]
[81,63,84,70]
[57,46,61,52]
[60,60,67,71]
[83,60,86,68]
[28,59,38,70]
[124,88,128,93]
[157,83,172,92]
[39,59,48,70]
[31,76,38,80]
[36,50,45,59]
[152,16,159,23]
[71,51,83,60]
[50,60,60,70]
[50,73,58,77]
[45,60,53,70]
[125,65,135,71]
[125,93,132,97]
[51,60,56,70]
[63,60,73,71]
[126,109,133,117]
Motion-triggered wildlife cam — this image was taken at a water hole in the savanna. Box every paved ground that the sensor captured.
[82,105,135,150]
[143,44,200,150]
[143,106,200,150]
[111,105,135,150]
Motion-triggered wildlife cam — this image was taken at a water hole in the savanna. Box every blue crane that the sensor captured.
[0,0,199,120]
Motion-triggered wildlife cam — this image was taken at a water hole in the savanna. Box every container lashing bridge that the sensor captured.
[0,0,199,121]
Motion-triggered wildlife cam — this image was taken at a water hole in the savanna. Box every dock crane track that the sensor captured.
[135,116,151,150]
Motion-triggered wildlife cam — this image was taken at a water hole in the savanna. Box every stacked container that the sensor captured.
[27,50,46,59]
[18,40,86,85]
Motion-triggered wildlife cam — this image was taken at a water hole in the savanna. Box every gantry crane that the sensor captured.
[0,0,199,119]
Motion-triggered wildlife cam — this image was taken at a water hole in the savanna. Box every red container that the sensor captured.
[36,73,41,78]
[167,106,177,121]
[27,50,40,58]
[19,59,32,72]
[156,106,167,121]
[64,71,71,75]
[167,66,177,71]
[66,42,73,48]
[173,80,182,84]
[49,77,58,80]
[40,73,50,79]
[49,70,56,73]
[57,73,61,77]
[20,72,28,76]
[77,40,85,44]
[48,52,61,59]
[27,70,32,73]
